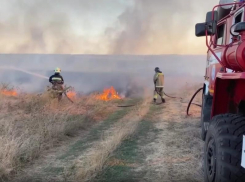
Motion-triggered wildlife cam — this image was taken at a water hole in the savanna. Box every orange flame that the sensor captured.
[1,89,17,96]
[66,91,76,99]
[96,86,121,101]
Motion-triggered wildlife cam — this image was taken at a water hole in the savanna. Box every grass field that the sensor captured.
[0,84,203,182]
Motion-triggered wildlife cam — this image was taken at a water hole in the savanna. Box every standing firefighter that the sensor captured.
[153,67,165,103]
[49,67,64,101]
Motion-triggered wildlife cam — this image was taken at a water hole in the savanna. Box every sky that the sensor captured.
[0,0,216,55]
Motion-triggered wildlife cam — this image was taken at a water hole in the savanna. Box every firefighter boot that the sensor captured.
[153,98,156,103]
[161,98,165,103]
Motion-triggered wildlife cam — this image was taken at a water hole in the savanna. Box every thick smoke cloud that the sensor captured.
[107,0,187,54]
[0,0,123,54]
[107,0,215,54]
[0,0,214,54]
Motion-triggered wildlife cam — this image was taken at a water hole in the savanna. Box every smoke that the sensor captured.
[0,0,211,94]
[0,0,119,54]
[0,0,214,54]
[0,54,206,96]
[106,0,215,54]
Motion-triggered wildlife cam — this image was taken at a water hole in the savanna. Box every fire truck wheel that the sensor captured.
[204,114,245,182]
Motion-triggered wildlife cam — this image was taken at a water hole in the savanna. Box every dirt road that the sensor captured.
[11,95,203,182]
[95,97,203,182]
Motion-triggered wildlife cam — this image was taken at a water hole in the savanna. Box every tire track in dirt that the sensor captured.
[143,98,204,182]
[73,98,150,182]
[11,99,139,182]
[93,97,203,182]
[94,100,163,182]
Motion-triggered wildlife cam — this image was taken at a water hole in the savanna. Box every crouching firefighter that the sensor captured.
[49,67,64,101]
[153,67,165,103]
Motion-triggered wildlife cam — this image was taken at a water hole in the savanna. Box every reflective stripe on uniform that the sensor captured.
[52,77,62,81]
[155,86,164,88]
[154,89,164,99]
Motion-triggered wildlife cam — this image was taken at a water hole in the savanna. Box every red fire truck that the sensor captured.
[196,0,245,181]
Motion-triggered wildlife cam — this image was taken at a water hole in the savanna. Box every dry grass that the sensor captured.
[0,85,118,180]
[73,98,150,182]
[142,85,203,182]
[0,83,204,181]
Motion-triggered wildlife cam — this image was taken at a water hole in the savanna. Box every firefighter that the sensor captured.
[49,67,64,84]
[153,67,165,103]
[49,67,64,101]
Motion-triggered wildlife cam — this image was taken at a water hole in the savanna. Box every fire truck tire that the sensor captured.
[204,113,245,182]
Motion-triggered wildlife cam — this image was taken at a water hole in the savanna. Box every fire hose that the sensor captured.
[158,89,202,109]
[117,105,136,107]
[155,89,203,116]
[117,88,203,115]
[186,88,203,115]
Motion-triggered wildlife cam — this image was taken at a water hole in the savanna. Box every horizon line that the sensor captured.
[0,53,206,56]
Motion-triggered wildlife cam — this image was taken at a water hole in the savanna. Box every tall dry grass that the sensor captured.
[73,98,150,182]
[0,86,117,179]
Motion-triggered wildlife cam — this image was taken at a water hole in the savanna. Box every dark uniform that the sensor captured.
[49,72,64,101]
[49,73,64,84]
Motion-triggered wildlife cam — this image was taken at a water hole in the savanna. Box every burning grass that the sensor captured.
[66,91,76,99]
[1,89,17,96]
[96,86,122,101]
[0,85,119,180]
[0,83,18,97]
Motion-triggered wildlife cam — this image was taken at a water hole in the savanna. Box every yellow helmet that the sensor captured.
[54,67,61,73]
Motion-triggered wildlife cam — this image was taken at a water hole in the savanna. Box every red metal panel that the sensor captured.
[212,73,245,117]
[212,78,230,116]
[234,80,245,103]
